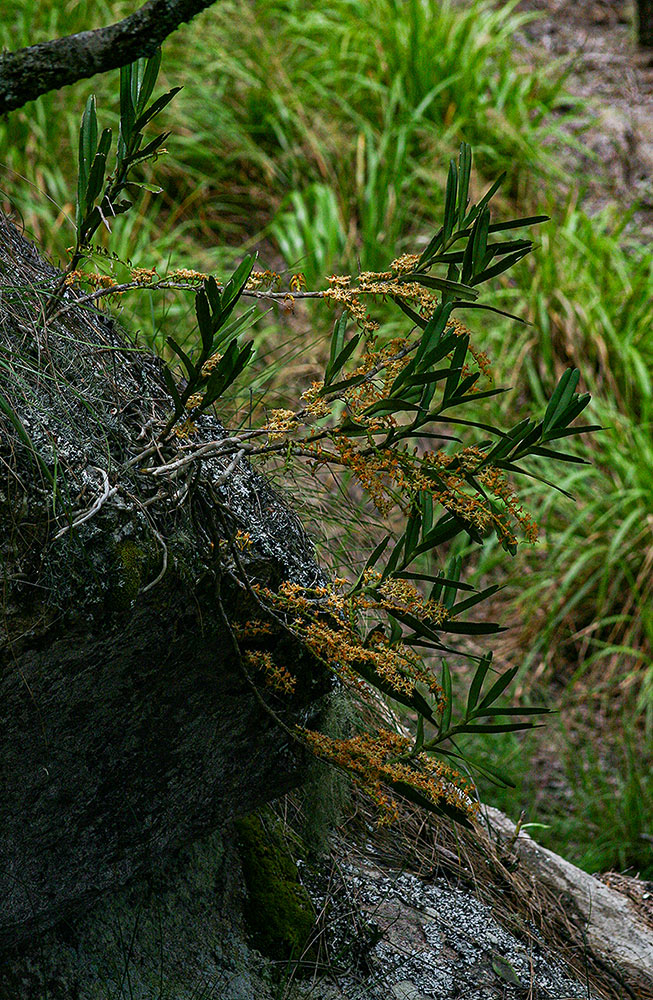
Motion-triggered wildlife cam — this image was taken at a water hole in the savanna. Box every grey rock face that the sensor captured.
[296,854,601,1000]
[0,212,330,951]
[0,816,603,1000]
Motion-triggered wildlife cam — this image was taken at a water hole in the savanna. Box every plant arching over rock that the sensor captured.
[5,51,600,840]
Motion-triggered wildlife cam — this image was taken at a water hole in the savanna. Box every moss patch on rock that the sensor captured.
[235,812,316,964]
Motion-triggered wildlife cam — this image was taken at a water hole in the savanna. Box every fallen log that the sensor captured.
[485,805,653,995]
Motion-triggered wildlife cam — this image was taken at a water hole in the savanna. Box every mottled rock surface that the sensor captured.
[0,211,330,950]
[0,809,607,1000]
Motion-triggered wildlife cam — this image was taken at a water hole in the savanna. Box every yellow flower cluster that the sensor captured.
[201,352,223,376]
[376,577,449,627]
[390,253,421,273]
[254,581,445,701]
[245,650,297,695]
[168,267,208,282]
[264,408,297,441]
[246,269,281,290]
[86,272,118,289]
[172,418,197,439]
[233,619,274,640]
[324,269,439,335]
[184,392,203,410]
[302,728,478,826]
[234,530,253,549]
[477,465,539,544]
[300,381,330,418]
[130,267,157,285]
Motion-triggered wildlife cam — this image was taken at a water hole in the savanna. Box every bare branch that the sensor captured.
[0,0,220,115]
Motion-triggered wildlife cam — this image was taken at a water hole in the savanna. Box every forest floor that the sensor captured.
[517,0,653,229]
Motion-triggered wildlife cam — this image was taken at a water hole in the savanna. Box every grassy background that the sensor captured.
[2,0,651,877]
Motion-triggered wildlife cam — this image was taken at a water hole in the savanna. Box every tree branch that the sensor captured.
[0,0,220,115]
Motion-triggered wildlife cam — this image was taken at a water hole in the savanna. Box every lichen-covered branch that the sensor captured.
[0,0,220,114]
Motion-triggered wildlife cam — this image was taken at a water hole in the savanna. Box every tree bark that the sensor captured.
[0,0,220,114]
[0,211,330,950]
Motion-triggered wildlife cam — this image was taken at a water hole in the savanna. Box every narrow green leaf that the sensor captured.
[470,245,532,286]
[403,508,422,564]
[195,288,213,357]
[440,659,453,734]
[471,706,548,718]
[402,272,478,300]
[85,150,108,207]
[463,172,505,227]
[443,159,458,241]
[136,48,162,115]
[440,620,504,636]
[325,332,361,387]
[466,652,493,717]
[167,337,197,381]
[543,369,579,430]
[163,366,183,416]
[389,779,473,828]
[476,664,519,711]
[452,300,527,323]
[81,95,98,176]
[119,63,135,147]
[419,491,433,536]
[362,397,422,416]
[460,753,514,787]
[471,206,491,276]
[414,714,424,753]
[457,721,542,733]
[487,214,549,233]
[393,297,428,328]
[449,584,500,616]
[202,341,254,407]
[133,131,170,161]
[550,392,590,431]
[417,226,445,268]
[132,87,182,134]
[443,335,469,402]
[457,142,472,228]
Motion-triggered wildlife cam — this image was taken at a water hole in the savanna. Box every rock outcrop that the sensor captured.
[0,802,625,1000]
[0,211,330,950]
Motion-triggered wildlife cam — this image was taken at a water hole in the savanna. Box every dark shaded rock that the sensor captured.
[0,211,330,951]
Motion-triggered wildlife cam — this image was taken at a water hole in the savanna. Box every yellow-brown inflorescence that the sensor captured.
[251,580,447,701]
[244,649,297,695]
[237,578,485,823]
[250,274,537,543]
[302,729,478,825]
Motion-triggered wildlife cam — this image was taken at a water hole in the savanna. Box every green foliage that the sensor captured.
[468,720,653,879]
[71,50,179,273]
[472,204,653,714]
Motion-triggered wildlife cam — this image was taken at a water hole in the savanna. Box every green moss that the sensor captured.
[235,812,316,964]
[109,539,147,610]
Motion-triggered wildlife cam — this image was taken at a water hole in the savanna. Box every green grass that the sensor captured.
[469,719,653,878]
[2,0,651,874]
